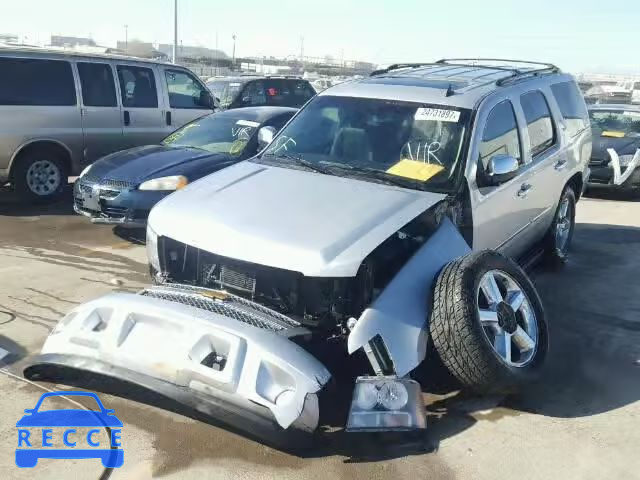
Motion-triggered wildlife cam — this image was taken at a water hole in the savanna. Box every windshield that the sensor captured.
[589,110,640,137]
[256,95,469,192]
[162,113,259,155]
[206,80,244,108]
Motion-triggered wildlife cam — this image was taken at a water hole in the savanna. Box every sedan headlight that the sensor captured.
[139,175,188,191]
[618,154,635,167]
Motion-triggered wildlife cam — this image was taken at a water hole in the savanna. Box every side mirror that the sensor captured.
[487,154,519,185]
[257,126,276,150]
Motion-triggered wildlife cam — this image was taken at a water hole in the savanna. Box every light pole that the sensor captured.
[124,25,128,51]
[172,0,178,64]
[232,34,236,67]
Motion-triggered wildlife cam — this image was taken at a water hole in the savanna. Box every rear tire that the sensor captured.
[429,250,548,394]
[12,149,68,203]
[543,186,576,266]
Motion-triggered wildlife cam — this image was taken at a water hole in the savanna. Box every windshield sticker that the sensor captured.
[386,159,445,182]
[402,141,443,165]
[229,139,248,156]
[602,131,626,138]
[229,82,241,87]
[415,108,460,123]
[236,119,260,128]
[164,123,199,144]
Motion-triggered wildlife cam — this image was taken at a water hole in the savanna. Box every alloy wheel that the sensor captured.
[477,269,538,367]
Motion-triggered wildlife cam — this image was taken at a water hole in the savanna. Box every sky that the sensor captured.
[1,0,639,74]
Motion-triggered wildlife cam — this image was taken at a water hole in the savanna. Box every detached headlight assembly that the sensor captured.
[139,175,188,191]
[346,376,426,432]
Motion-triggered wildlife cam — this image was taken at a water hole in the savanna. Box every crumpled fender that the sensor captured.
[608,148,640,185]
[347,218,471,377]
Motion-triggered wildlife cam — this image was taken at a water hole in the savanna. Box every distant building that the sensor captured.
[157,44,228,62]
[116,40,168,61]
[0,33,19,44]
[50,35,96,48]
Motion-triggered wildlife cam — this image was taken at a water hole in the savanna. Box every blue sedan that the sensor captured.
[74,106,297,227]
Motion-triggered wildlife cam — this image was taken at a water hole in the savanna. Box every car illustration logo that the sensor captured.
[15,391,123,468]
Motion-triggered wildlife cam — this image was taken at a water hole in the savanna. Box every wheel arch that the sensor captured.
[566,172,584,200]
[9,139,73,181]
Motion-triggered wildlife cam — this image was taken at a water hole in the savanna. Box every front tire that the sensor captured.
[12,149,68,203]
[429,251,548,394]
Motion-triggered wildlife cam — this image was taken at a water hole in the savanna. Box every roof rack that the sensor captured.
[370,63,434,76]
[436,58,560,86]
[370,59,560,87]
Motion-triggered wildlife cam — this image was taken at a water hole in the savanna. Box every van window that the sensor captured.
[0,57,76,106]
[550,81,589,137]
[116,65,158,108]
[520,91,555,157]
[479,100,523,170]
[165,69,210,109]
[77,62,117,107]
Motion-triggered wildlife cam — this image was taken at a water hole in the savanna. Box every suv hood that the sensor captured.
[148,161,446,277]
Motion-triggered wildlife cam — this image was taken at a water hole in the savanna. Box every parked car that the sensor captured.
[587,104,640,193]
[0,47,216,202]
[73,107,296,227]
[205,75,315,110]
[30,59,591,448]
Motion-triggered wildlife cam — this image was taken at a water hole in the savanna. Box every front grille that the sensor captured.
[75,177,134,200]
[220,265,257,295]
[141,284,301,332]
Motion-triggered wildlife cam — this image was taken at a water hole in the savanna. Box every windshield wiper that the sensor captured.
[321,163,416,188]
[261,153,333,175]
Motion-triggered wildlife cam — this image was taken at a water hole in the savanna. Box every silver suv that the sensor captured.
[30,59,592,446]
[0,48,216,201]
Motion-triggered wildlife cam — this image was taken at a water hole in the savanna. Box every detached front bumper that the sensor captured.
[26,285,331,444]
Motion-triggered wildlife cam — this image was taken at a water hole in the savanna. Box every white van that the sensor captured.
[0,47,216,201]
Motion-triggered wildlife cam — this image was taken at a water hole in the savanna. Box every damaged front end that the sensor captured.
[25,284,331,445]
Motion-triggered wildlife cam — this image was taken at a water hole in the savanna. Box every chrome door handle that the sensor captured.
[517,183,532,198]
[555,159,568,171]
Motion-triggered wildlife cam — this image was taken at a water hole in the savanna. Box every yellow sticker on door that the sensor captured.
[386,159,445,181]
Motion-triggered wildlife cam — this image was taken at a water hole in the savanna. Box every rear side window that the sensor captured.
[262,79,316,107]
[0,57,76,106]
[116,65,158,108]
[479,100,523,170]
[77,62,117,107]
[239,81,267,106]
[550,81,589,137]
[520,91,555,157]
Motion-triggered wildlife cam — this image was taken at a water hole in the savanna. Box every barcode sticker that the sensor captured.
[415,108,461,122]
